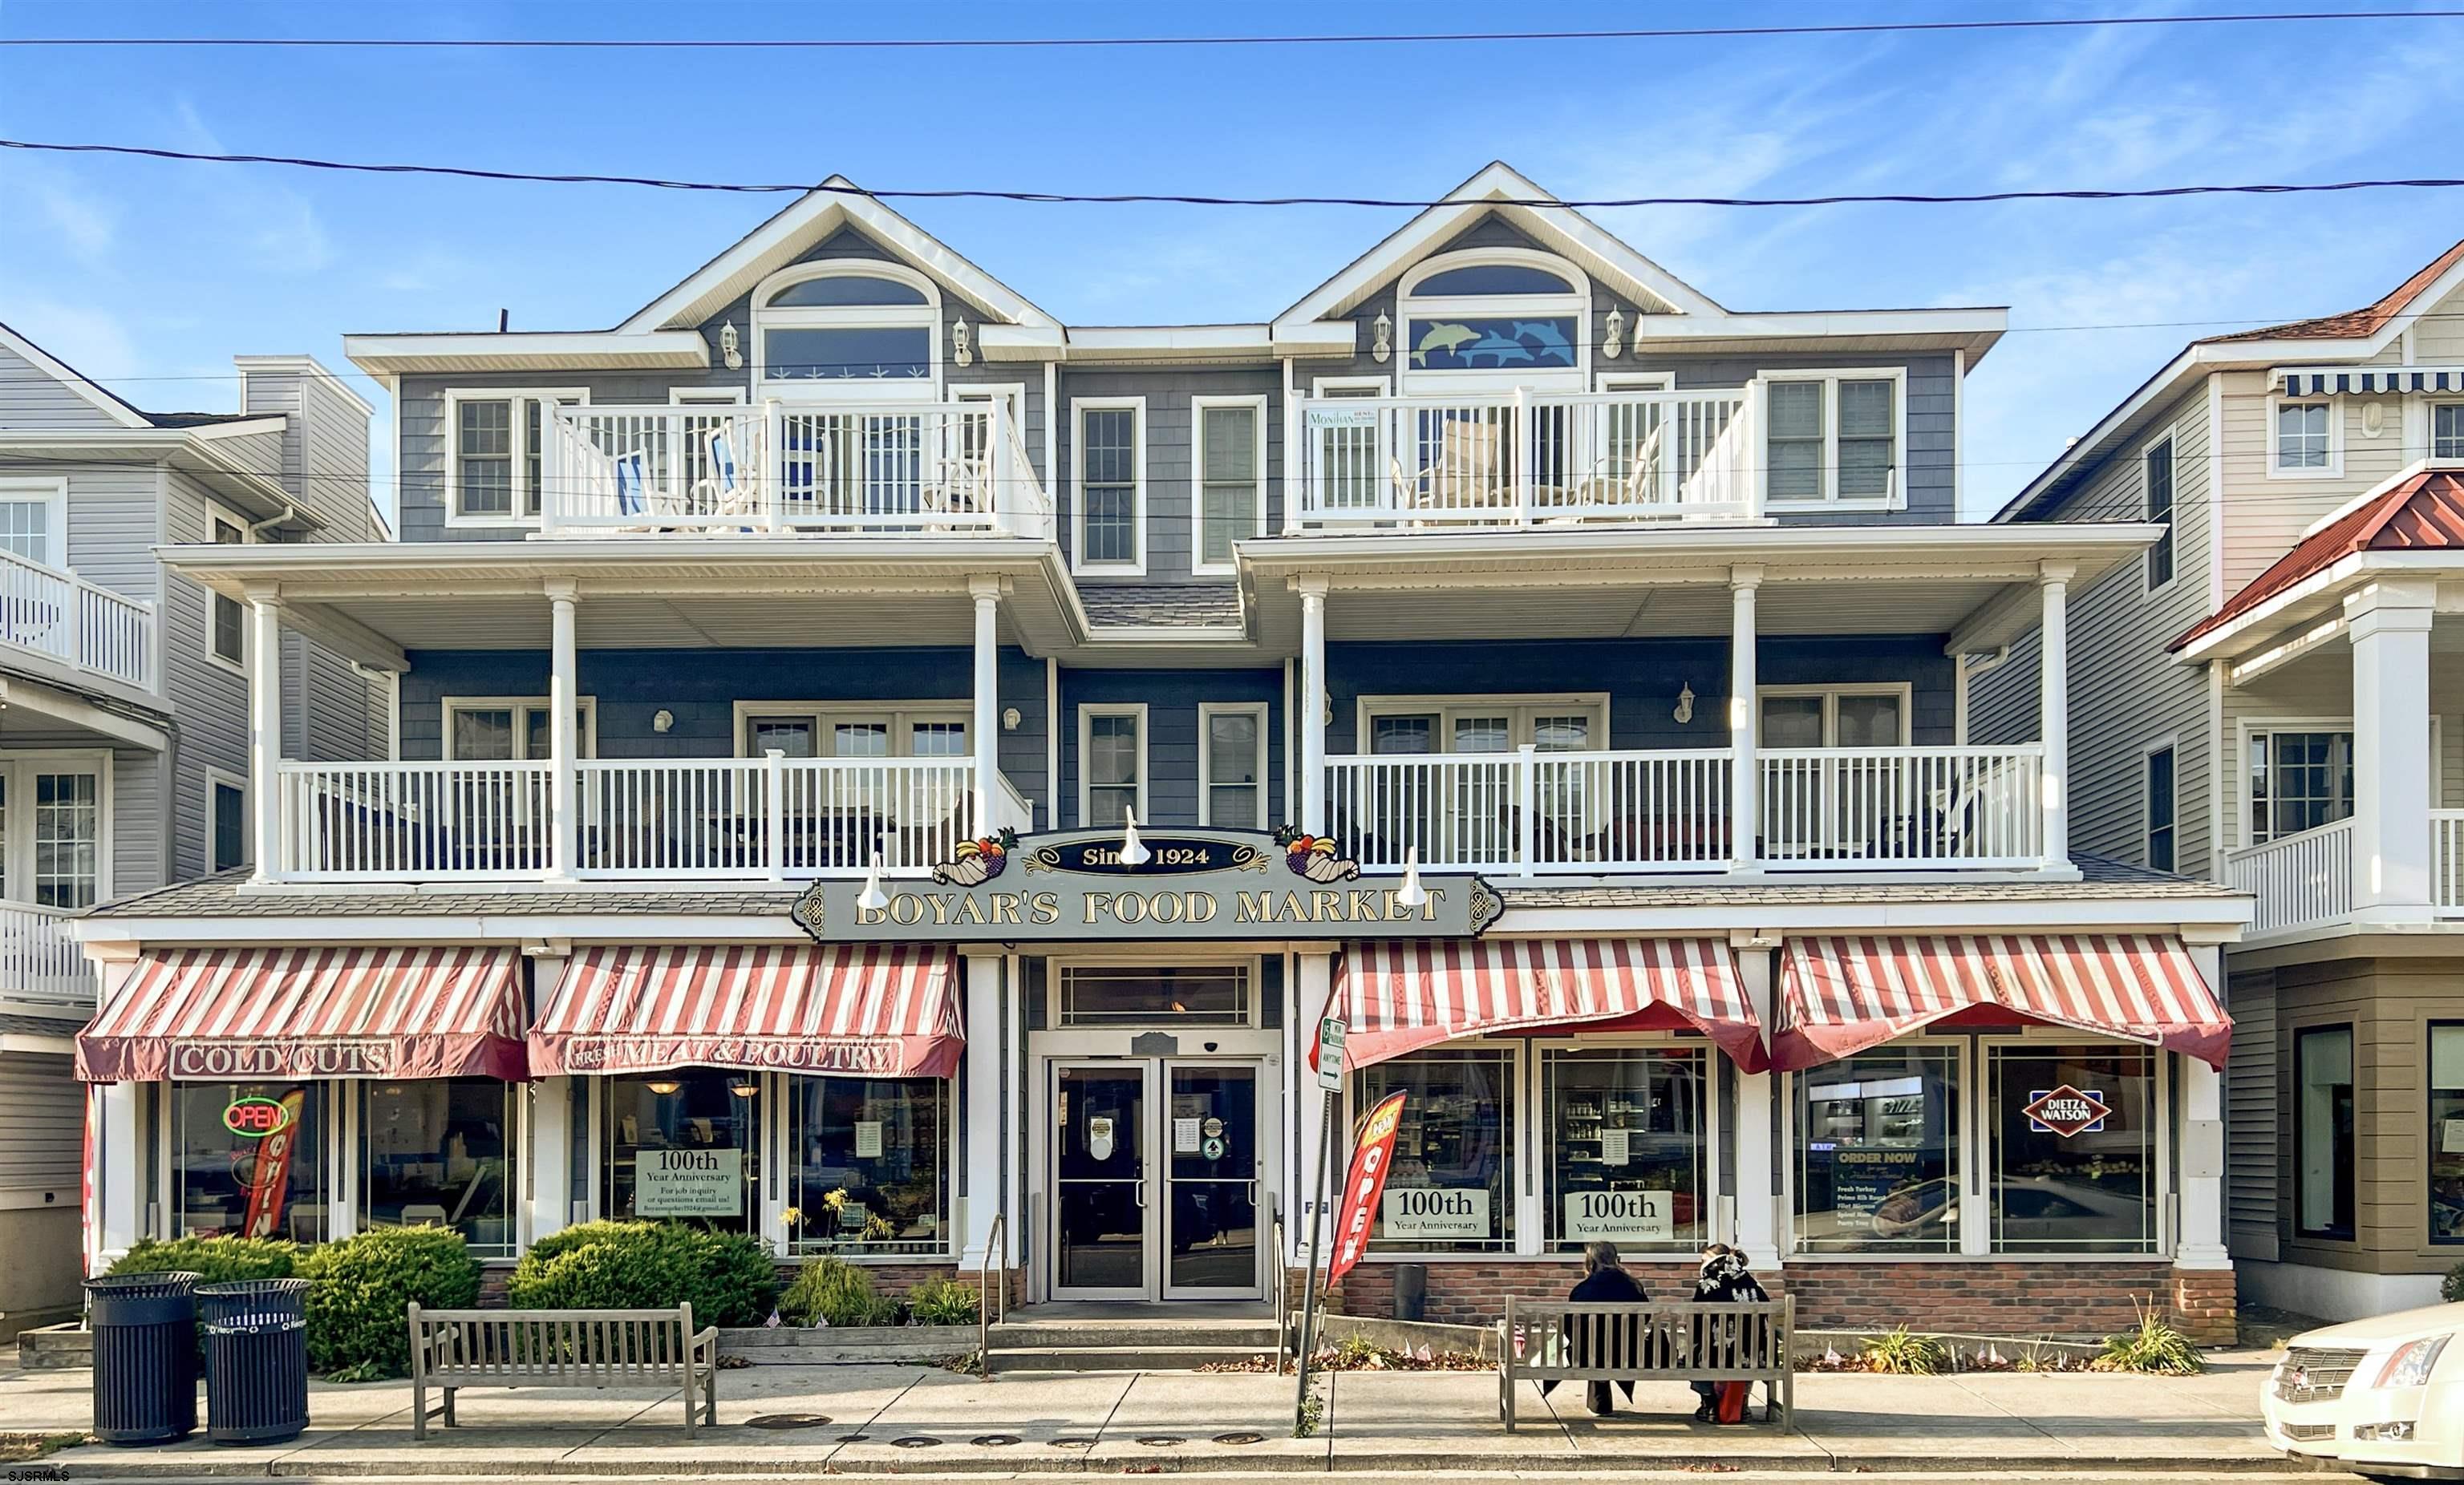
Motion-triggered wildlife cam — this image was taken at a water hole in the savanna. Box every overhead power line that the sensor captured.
[10,137,2464,208]
[4,10,2460,49]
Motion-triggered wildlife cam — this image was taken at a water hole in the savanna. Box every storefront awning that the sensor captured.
[1773,933,2230,1072]
[529,945,963,1079]
[75,947,529,1082]
[1327,939,1765,1073]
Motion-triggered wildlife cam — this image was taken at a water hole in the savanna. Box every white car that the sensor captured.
[2263,1301,2464,1479]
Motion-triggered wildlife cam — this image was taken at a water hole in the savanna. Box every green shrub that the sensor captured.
[298,1227,482,1379]
[2090,1299,2206,1375]
[2444,1263,2464,1305]
[904,1277,979,1327]
[505,1222,777,1329]
[107,1236,299,1285]
[1858,1326,1946,1376]
[777,1256,900,1328]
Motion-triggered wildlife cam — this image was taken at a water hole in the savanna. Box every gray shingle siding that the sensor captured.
[1056,669,1287,830]
[1055,367,1282,583]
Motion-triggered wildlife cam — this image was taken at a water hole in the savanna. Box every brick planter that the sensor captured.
[721,1324,979,1363]
[15,1321,91,1371]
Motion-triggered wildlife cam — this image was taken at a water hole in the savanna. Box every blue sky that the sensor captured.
[5,1,2462,522]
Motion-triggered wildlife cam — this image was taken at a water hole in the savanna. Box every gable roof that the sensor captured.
[2170,468,2464,651]
[2203,238,2464,344]
[0,319,153,429]
[618,176,1064,338]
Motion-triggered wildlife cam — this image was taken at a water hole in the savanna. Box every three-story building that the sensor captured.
[75,165,2248,1338]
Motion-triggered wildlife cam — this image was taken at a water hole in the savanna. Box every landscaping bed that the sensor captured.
[719,1323,978,1364]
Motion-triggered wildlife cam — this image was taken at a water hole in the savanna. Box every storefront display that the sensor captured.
[1544,1046,1707,1252]
[1988,1045,2157,1253]
[172,1082,327,1242]
[1358,1047,1514,1252]
[360,1078,517,1255]
[2428,1023,2462,1244]
[1795,1046,1958,1252]
[602,1068,759,1231]
[786,1075,948,1255]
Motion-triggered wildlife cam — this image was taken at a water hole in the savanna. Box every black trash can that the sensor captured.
[195,1278,311,1445]
[84,1271,201,1446]
[1392,1262,1427,1322]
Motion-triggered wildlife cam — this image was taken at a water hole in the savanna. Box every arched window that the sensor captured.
[1398,249,1587,384]
[753,262,942,392]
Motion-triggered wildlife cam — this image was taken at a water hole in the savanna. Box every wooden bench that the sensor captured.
[1497,1296,1794,1431]
[407,1304,719,1438]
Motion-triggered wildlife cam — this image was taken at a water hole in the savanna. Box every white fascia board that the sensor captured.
[0,321,152,428]
[231,355,376,418]
[1064,326,1275,359]
[1623,307,2007,346]
[342,330,712,376]
[2173,556,2368,663]
[1271,322,1356,355]
[1246,520,2163,572]
[978,324,1069,358]
[0,1030,78,1055]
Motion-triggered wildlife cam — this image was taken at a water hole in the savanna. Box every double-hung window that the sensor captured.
[0,478,64,569]
[1199,702,1267,827]
[2435,403,2464,461]
[1080,705,1145,827]
[2273,400,2335,475]
[447,390,586,524]
[1764,371,1901,505]
[2144,744,2176,873]
[1073,399,1145,573]
[1192,396,1265,576]
[2144,436,2174,590]
[208,507,249,670]
[442,698,598,760]
[210,772,248,873]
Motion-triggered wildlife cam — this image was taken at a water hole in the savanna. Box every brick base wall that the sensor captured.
[1312,1260,2232,1342]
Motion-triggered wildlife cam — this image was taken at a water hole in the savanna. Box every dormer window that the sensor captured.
[754,263,941,392]
[1397,249,1587,385]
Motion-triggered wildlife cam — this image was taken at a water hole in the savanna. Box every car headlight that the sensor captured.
[2373,1335,2452,1389]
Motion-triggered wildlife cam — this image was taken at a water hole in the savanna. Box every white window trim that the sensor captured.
[2141,734,2179,873]
[1343,1037,1526,1260]
[751,260,942,399]
[1354,692,1612,754]
[669,386,748,406]
[1976,1035,2170,1260]
[2142,431,2178,599]
[1047,955,1262,1030]
[1189,394,1269,577]
[1070,396,1147,576]
[2236,714,2358,848]
[2430,400,2464,465]
[1759,366,1909,511]
[203,498,253,675]
[1076,702,1149,826]
[440,387,589,528]
[729,700,969,759]
[2265,393,2344,479]
[1197,702,1270,827]
[1397,246,1591,394]
[1781,1037,1970,1260]
[1534,1037,1720,1256]
[1310,374,1391,398]
[1754,682,1916,747]
[203,765,250,872]
[440,695,598,760]
[0,475,68,571]
[0,748,115,908]
[1598,371,1674,394]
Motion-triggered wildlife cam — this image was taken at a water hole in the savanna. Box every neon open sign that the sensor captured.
[221,1097,292,1139]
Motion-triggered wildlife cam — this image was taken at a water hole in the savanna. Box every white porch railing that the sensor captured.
[1326,747,1735,872]
[277,760,553,880]
[1759,746,2045,868]
[541,400,1052,539]
[0,900,98,1004]
[2432,810,2464,917]
[0,547,156,690]
[1291,386,1757,528]
[2224,818,2355,935]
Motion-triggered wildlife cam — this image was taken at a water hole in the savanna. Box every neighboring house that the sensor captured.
[73,164,2247,1343]
[1982,239,2464,1318]
[0,322,385,1337]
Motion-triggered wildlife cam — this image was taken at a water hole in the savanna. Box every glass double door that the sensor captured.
[1051,1059,1262,1301]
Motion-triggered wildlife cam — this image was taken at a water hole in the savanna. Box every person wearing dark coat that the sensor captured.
[1688,1243,1772,1422]
[1540,1240,1649,1415]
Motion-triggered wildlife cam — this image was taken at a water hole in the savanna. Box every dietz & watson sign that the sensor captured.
[793,826,1502,943]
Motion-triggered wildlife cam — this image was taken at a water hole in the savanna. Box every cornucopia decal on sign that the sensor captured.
[1272,825,1360,884]
[932,827,1018,887]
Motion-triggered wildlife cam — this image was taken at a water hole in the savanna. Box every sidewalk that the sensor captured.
[1,1350,2292,1478]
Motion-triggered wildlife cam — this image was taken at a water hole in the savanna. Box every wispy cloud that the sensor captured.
[170,99,333,273]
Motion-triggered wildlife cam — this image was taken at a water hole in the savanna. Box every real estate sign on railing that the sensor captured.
[791,826,1502,942]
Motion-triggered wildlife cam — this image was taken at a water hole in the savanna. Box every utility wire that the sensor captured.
[10,137,2464,209]
[5,10,2459,49]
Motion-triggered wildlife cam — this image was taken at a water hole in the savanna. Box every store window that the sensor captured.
[1544,1046,1708,1253]
[171,1082,327,1242]
[360,1078,517,1256]
[785,1075,948,1256]
[1988,1045,2158,1253]
[602,1067,760,1232]
[1057,964,1251,1026]
[2432,1023,2464,1244]
[1358,1047,1514,1253]
[2296,1026,2357,1242]
[1795,1046,1959,1253]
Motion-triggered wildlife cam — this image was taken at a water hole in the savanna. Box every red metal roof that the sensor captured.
[2171,470,2464,650]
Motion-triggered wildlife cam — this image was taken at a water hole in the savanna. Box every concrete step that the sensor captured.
[986,1342,1282,1373]
[987,1321,1284,1352]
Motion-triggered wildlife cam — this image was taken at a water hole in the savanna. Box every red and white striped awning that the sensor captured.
[1326,939,1765,1072]
[529,945,963,1079]
[1773,934,2231,1072]
[76,947,528,1083]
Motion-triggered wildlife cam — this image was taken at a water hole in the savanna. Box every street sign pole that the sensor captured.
[1293,1017,1348,1435]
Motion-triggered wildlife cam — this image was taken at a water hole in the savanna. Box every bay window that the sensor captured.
[785,1074,949,1256]
[1545,1046,1709,1254]
[1765,371,1901,504]
[1795,1045,1961,1253]
[1358,1047,1514,1253]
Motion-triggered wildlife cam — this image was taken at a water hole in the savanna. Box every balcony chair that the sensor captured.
[689,423,763,529]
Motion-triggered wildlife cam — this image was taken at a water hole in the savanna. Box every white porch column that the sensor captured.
[2174,941,2231,1269]
[1729,567,1761,871]
[2039,560,2075,868]
[1291,947,1337,1264]
[546,579,579,881]
[970,577,1003,836]
[1729,935,1781,1269]
[2348,577,2437,923]
[246,587,283,880]
[1297,577,1330,834]
[958,949,1007,1271]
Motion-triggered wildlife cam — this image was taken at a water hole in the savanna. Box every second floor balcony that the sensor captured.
[0,900,99,1005]
[0,547,156,692]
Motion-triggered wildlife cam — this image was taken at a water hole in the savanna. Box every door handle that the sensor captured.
[1135,1178,1149,1209]
[1245,1180,1258,1206]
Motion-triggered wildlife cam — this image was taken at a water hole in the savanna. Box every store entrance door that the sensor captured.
[1048,1058,1263,1301]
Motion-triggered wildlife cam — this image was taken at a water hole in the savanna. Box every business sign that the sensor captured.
[240,1090,308,1238]
[1562,1189,1675,1242]
[636,1147,744,1217]
[792,827,1500,944]
[221,1096,293,1139]
[1328,1091,1408,1284]
[1303,406,1380,431]
[1382,1186,1491,1241]
[2022,1085,2112,1139]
